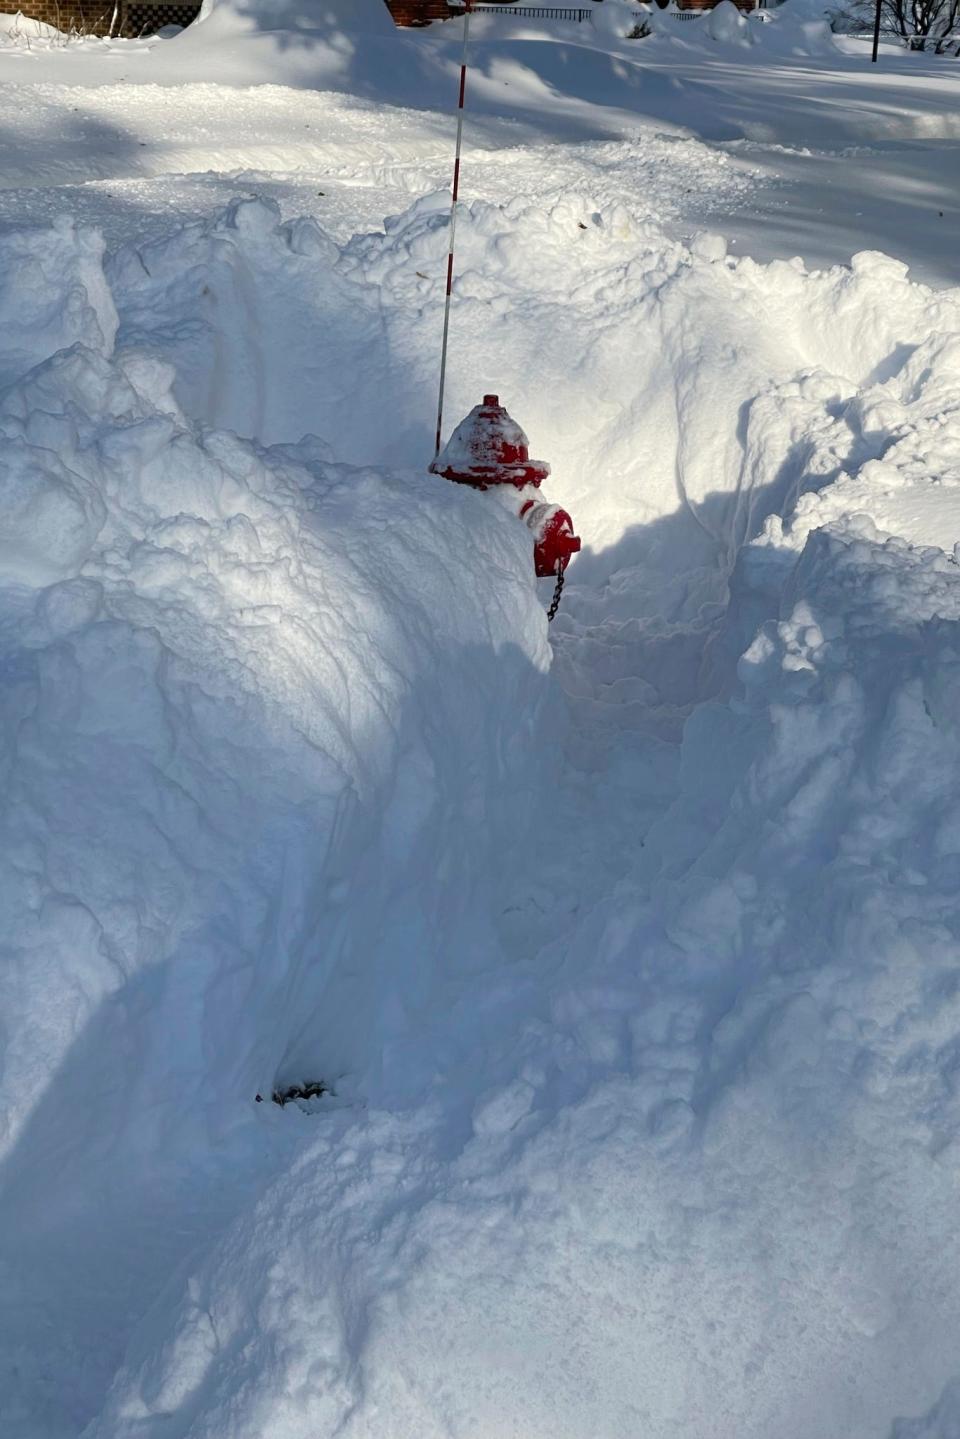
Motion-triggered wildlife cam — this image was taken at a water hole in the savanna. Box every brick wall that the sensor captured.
[2,0,753,40]
[386,0,455,21]
[0,0,201,35]
[2,0,535,37]
[384,0,519,24]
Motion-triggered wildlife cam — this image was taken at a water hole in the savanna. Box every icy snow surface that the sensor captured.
[2,2,960,1438]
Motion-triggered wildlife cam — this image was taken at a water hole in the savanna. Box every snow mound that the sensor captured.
[84,279,960,1437]
[643,0,842,58]
[0,214,552,1435]
[592,0,650,39]
[34,190,956,1437]
[106,191,960,637]
[707,0,757,45]
[0,347,551,1148]
[750,331,960,559]
[0,219,116,390]
[5,176,960,1437]
[755,0,842,57]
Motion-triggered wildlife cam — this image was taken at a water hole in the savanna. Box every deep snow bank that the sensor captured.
[85,292,960,1439]
[105,188,960,656]
[60,190,960,1438]
[5,164,960,1437]
[0,212,551,1436]
[0,335,550,1137]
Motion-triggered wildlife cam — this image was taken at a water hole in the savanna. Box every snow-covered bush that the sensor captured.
[592,0,654,38]
[707,0,758,43]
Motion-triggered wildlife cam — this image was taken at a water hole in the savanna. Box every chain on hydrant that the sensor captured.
[429,394,580,620]
[546,565,565,623]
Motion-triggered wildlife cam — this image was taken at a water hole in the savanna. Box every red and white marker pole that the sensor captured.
[434,0,474,459]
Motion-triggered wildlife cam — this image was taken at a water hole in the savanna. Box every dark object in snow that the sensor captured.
[255,1081,330,1106]
[430,394,581,582]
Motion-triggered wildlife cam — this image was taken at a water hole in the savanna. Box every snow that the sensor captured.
[0,206,553,1437]
[0,0,957,282]
[2,1,960,1436]
[706,0,758,46]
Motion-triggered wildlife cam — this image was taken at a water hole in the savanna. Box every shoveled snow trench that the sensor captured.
[3,107,960,1439]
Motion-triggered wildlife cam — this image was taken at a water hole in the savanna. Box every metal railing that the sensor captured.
[666,3,768,15]
[472,5,595,19]
[662,5,765,17]
[835,27,960,45]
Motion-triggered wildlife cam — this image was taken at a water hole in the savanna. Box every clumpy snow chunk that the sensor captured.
[0,219,117,390]
[0,434,106,585]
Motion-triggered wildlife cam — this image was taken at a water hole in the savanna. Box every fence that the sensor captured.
[473,4,761,20]
[835,27,960,45]
[473,5,595,17]
[449,1,776,24]
[665,1,770,17]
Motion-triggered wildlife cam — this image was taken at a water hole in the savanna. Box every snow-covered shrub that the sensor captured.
[593,0,653,38]
[707,0,758,42]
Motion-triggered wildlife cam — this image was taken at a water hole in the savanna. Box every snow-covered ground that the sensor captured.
[2,1,960,1436]
[0,0,957,280]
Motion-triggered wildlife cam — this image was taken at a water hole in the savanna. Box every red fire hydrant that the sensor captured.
[430,394,581,579]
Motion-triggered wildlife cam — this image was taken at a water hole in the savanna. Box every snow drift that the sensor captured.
[3,158,960,1439]
[0,210,552,1437]
[104,188,960,650]
[83,224,960,1438]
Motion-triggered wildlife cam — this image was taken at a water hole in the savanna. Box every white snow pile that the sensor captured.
[751,0,844,56]
[630,0,842,57]
[0,219,117,391]
[88,402,960,1439]
[0,325,549,1127]
[0,211,553,1436]
[591,0,651,39]
[4,180,960,1439]
[706,0,758,46]
[103,191,960,630]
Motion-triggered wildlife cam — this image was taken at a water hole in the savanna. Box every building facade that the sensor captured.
[1,0,201,35]
[384,0,519,21]
[0,0,753,40]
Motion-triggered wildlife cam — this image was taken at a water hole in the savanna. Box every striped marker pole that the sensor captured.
[434,0,474,459]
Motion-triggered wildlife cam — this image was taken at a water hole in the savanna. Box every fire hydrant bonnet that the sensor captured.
[430,394,551,489]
